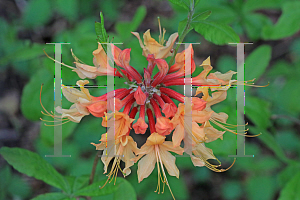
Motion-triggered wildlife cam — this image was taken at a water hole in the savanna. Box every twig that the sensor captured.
[89,151,102,185]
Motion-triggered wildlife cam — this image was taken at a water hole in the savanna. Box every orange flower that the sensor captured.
[171,103,213,147]
[133,118,148,134]
[132,132,183,198]
[91,134,139,186]
[56,80,95,122]
[102,111,135,140]
[132,29,178,59]
[155,117,173,136]
[134,86,147,105]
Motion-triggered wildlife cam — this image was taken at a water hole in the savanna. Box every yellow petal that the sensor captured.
[161,141,184,155]
[159,147,180,178]
[190,155,205,167]
[137,151,156,182]
[201,56,211,66]
[146,132,165,146]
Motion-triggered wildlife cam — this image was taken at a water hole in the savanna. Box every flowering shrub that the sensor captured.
[44,24,245,198]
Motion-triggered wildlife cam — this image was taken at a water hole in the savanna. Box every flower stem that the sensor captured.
[89,151,101,185]
[168,1,195,67]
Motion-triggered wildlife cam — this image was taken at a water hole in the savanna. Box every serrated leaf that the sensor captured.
[245,45,272,81]
[278,171,300,200]
[168,0,189,10]
[191,20,239,45]
[262,2,300,40]
[192,10,212,21]
[95,22,105,42]
[100,12,108,41]
[31,192,68,200]
[21,68,53,121]
[0,147,69,192]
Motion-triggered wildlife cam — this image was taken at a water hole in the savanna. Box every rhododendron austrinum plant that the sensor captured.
[41,27,254,199]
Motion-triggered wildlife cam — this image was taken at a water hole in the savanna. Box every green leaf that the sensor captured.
[128,6,147,33]
[0,147,69,192]
[278,163,300,187]
[40,118,77,146]
[243,0,283,12]
[194,0,201,7]
[278,171,300,200]
[0,165,11,200]
[246,176,277,200]
[178,10,212,39]
[262,2,300,40]
[178,19,190,38]
[64,175,89,193]
[74,179,118,197]
[7,175,31,198]
[249,126,295,164]
[95,12,108,44]
[31,192,68,200]
[191,20,240,45]
[55,0,78,22]
[222,180,243,200]
[115,6,147,41]
[110,178,137,200]
[243,13,273,40]
[100,12,108,41]
[168,0,189,10]
[192,10,212,21]
[0,43,46,66]
[21,68,53,121]
[74,178,136,199]
[23,0,52,28]
[245,45,272,81]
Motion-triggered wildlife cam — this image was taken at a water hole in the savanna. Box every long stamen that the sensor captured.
[43,49,75,70]
[210,119,261,137]
[156,145,175,200]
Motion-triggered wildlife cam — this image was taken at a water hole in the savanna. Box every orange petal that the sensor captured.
[134,86,146,105]
[155,117,173,136]
[133,118,148,134]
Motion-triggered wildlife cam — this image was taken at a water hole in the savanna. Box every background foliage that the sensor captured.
[0,0,300,199]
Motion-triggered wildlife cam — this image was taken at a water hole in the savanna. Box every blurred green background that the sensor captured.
[0,0,300,199]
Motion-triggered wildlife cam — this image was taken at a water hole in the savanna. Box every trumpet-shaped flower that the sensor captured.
[91,133,139,186]
[132,132,183,198]
[132,29,178,59]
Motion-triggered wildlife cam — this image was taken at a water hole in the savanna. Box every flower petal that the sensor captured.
[159,147,180,178]
[137,151,156,182]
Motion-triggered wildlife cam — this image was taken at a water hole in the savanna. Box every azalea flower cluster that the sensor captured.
[45,29,240,198]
